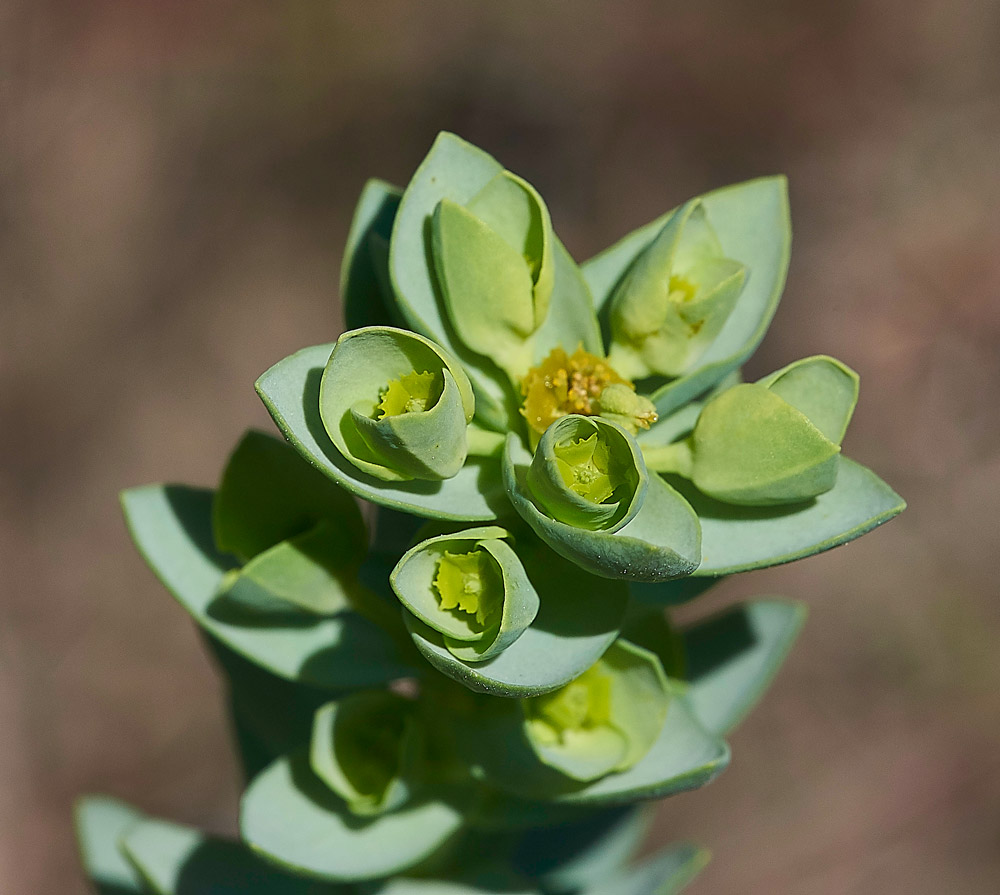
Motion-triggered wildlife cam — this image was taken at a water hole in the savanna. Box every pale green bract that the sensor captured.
[79,132,904,895]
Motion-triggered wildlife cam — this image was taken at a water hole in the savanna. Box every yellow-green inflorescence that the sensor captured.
[377,371,442,419]
[433,548,503,629]
[525,663,615,746]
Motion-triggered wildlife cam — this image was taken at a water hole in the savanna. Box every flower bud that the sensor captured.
[522,640,671,782]
[596,383,658,435]
[390,526,539,663]
[689,356,859,505]
[526,415,648,532]
[319,326,475,482]
[608,200,747,379]
[432,171,554,380]
[310,692,420,817]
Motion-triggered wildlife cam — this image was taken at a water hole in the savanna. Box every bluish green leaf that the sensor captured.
[403,545,627,697]
[363,878,536,895]
[674,457,905,575]
[256,343,508,521]
[505,435,701,582]
[122,485,413,688]
[584,177,791,417]
[74,796,146,895]
[121,816,349,894]
[682,599,806,736]
[343,179,403,331]
[240,753,463,882]
[214,430,366,564]
[511,806,651,894]
[582,844,710,895]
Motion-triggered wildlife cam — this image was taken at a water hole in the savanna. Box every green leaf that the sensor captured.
[674,457,906,575]
[240,753,464,882]
[462,686,729,806]
[404,544,627,697]
[121,485,414,688]
[389,132,600,431]
[582,843,710,895]
[584,177,791,417]
[320,327,475,482]
[343,179,403,332]
[391,527,540,662]
[216,521,361,616]
[74,796,146,895]
[511,806,651,894]
[363,878,537,895]
[505,435,701,582]
[121,816,350,894]
[682,599,806,736]
[214,430,366,564]
[256,342,508,521]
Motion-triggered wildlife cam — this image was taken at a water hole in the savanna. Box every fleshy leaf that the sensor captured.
[682,599,806,736]
[121,816,351,894]
[122,485,414,688]
[320,327,474,482]
[460,686,728,806]
[363,879,537,895]
[511,806,651,894]
[582,843,710,895]
[310,692,418,817]
[390,132,600,431]
[216,520,361,616]
[240,753,463,882]
[584,177,790,417]
[256,342,508,521]
[404,544,627,697]
[73,796,146,895]
[343,179,403,331]
[214,430,366,564]
[676,457,905,575]
[391,526,540,662]
[505,434,701,582]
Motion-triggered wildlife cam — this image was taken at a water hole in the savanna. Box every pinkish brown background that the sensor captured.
[2,2,999,893]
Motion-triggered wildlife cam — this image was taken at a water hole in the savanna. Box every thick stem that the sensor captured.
[641,437,694,478]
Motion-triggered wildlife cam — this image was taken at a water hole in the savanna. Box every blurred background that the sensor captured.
[2,1,999,892]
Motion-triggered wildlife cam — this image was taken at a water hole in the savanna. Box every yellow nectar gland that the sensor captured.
[433,549,500,628]
[521,346,632,436]
[377,370,441,419]
[526,663,614,745]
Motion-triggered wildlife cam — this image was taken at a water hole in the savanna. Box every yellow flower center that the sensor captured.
[377,370,441,419]
[433,548,501,627]
[520,346,632,436]
[524,663,614,745]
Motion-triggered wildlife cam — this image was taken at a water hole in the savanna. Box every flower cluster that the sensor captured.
[77,133,904,895]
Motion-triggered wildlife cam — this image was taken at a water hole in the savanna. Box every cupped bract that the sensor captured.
[687,355,859,505]
[527,415,648,533]
[310,691,420,817]
[319,326,475,483]
[390,526,540,663]
[432,171,555,382]
[522,640,671,782]
[608,199,747,380]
